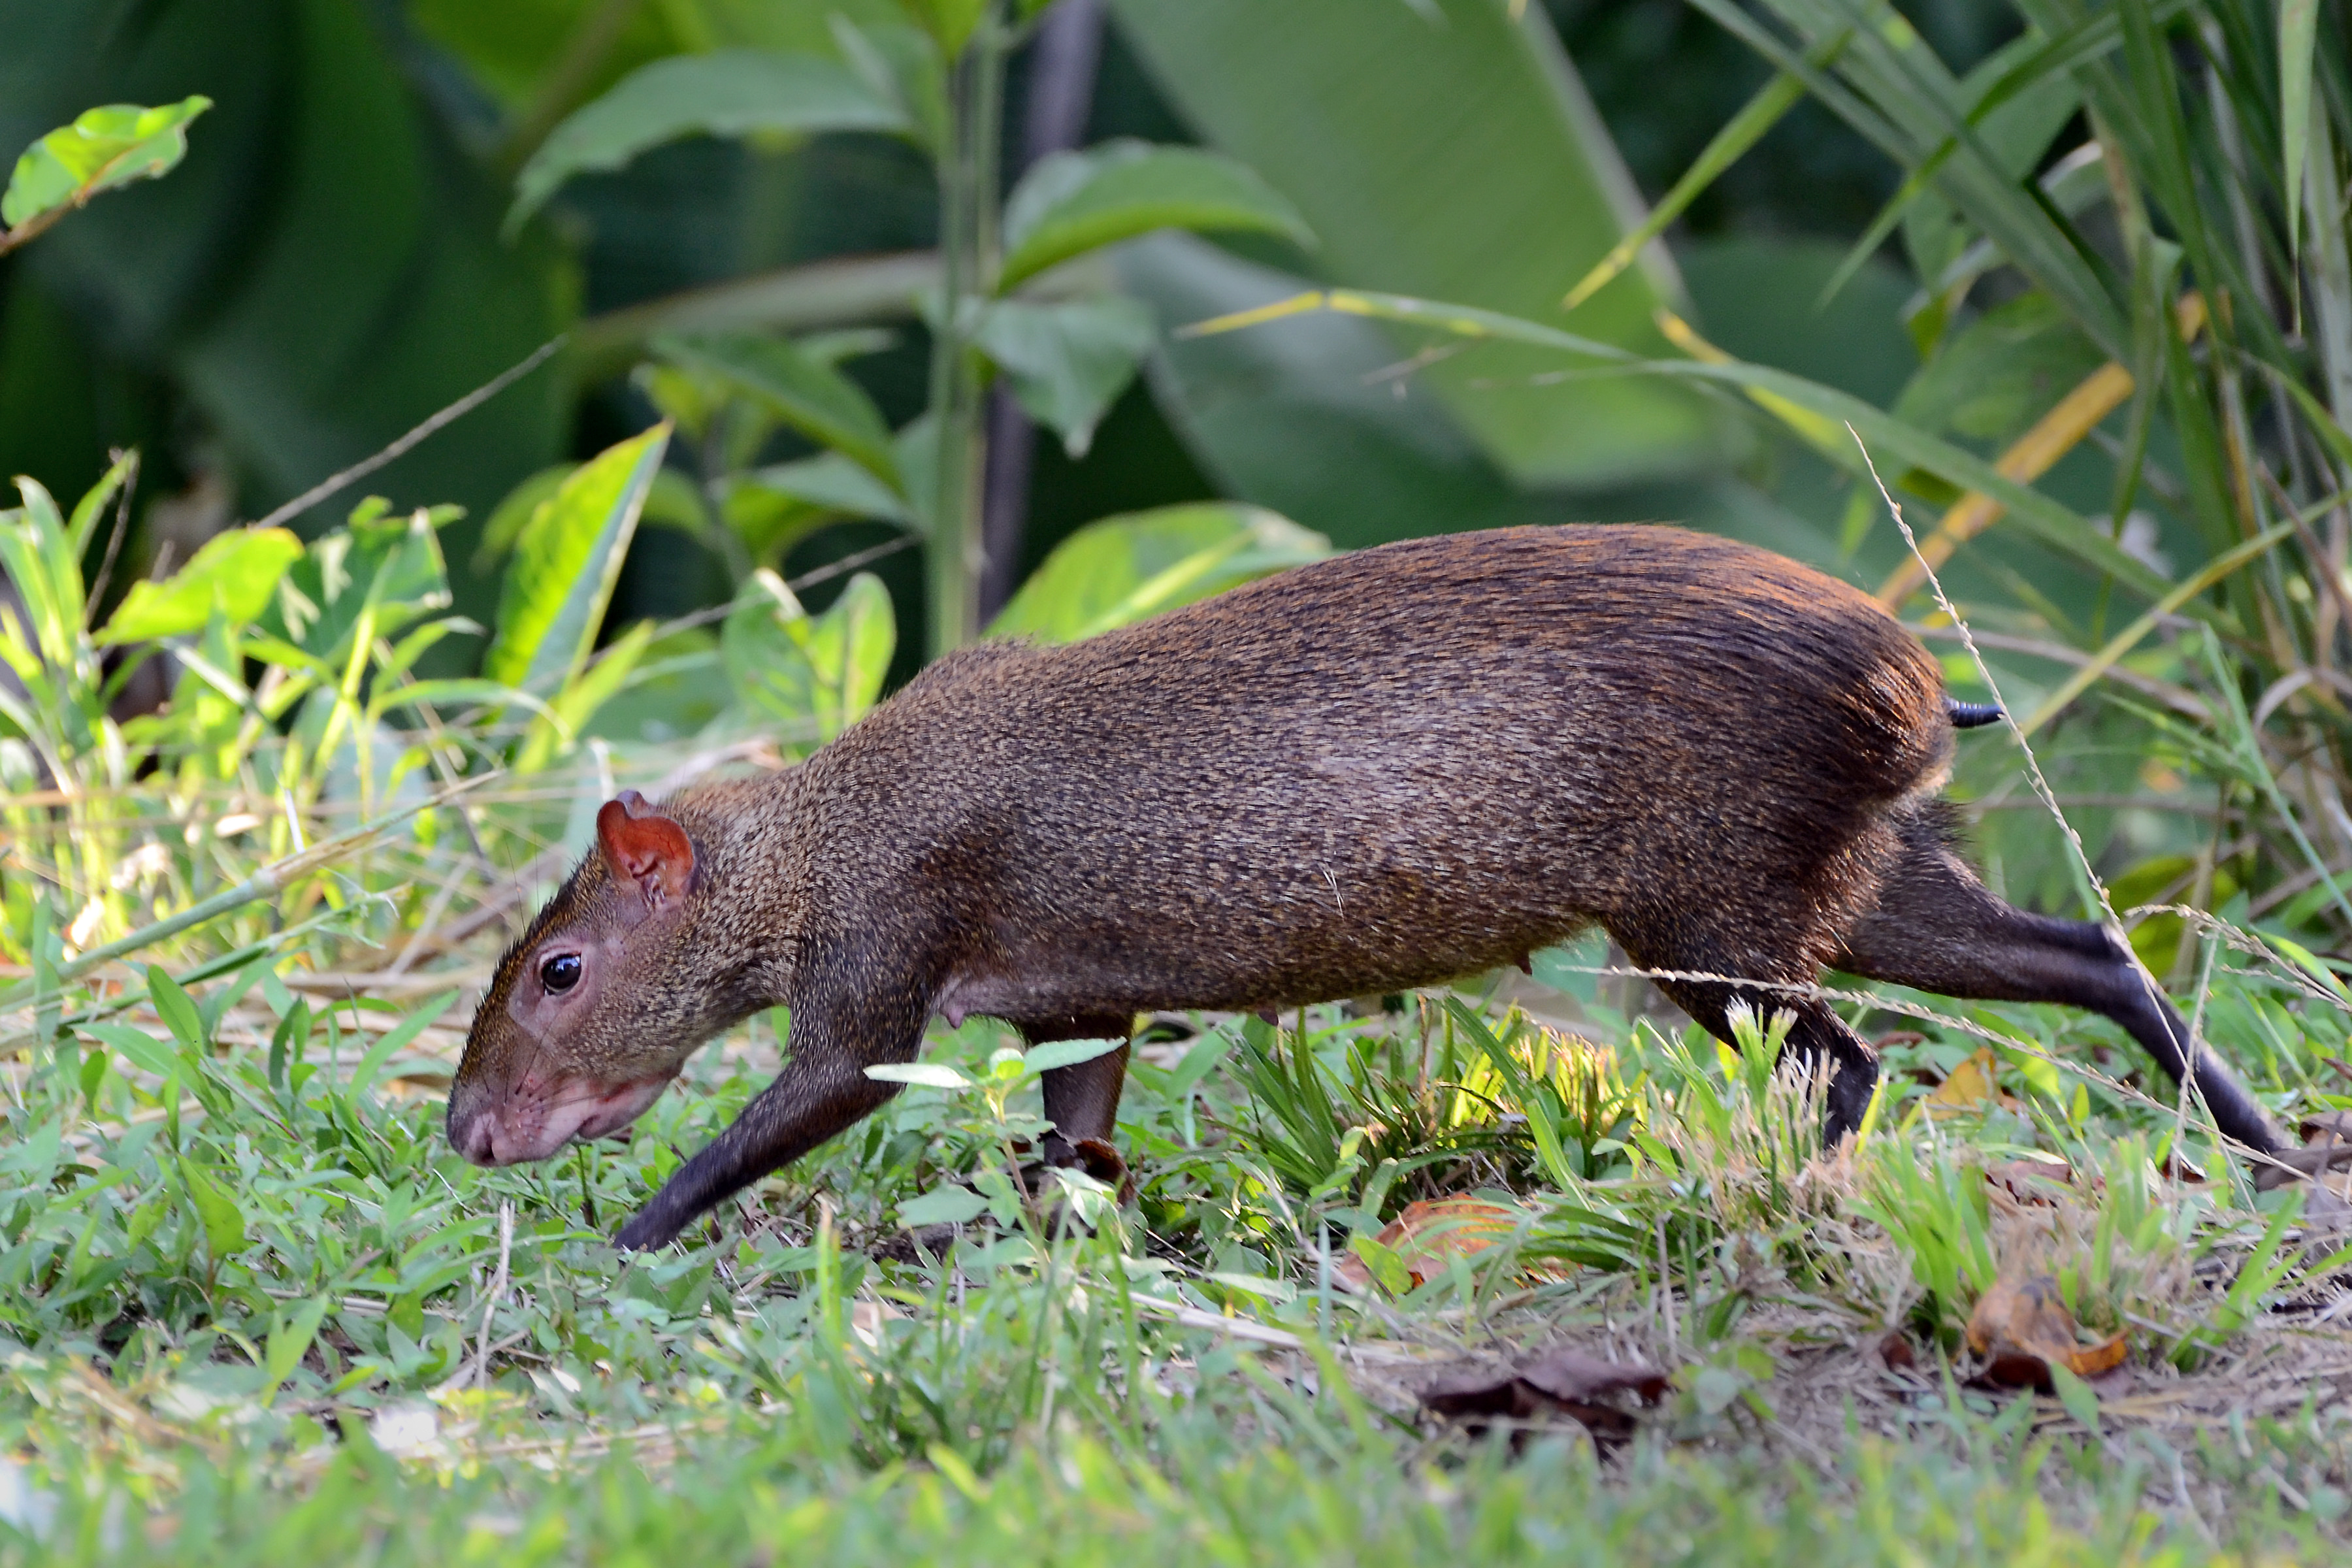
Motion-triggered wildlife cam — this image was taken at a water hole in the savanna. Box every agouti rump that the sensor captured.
[445,525,2285,1249]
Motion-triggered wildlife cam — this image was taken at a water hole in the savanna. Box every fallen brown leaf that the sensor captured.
[1418,1347,1668,1444]
[1965,1273,2127,1391]
[1333,1197,1524,1293]
[1924,1048,2022,1117]
[1878,1331,1917,1372]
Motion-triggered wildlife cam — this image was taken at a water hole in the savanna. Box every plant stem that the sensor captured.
[926,7,1009,657]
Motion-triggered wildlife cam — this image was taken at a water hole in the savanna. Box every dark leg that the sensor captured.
[1641,971,1882,1140]
[1833,809,2285,1152]
[1019,1011,1135,1193]
[617,989,925,1250]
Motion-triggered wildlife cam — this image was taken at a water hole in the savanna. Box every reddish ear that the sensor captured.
[596,794,696,908]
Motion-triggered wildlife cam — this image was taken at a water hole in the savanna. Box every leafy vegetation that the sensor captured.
[6,0,2352,1561]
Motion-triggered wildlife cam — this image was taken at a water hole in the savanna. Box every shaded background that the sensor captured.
[0,0,2031,657]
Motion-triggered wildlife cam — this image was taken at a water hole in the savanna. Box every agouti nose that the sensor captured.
[448,1102,501,1166]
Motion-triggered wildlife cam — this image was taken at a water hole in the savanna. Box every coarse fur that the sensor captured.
[445,525,2286,1249]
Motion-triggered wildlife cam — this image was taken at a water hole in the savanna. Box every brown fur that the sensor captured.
[446,525,2285,1249]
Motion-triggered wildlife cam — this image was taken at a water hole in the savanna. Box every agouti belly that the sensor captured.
[445,524,2285,1250]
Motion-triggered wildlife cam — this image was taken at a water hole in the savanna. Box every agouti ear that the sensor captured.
[596,793,696,910]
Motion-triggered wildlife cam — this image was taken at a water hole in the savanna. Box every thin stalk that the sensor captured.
[926,8,1009,657]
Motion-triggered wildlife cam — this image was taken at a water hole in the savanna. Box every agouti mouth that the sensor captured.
[451,1075,672,1166]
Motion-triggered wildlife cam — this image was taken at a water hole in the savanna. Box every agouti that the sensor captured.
[446,525,2285,1249]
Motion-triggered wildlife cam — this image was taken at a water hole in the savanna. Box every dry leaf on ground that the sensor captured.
[1965,1273,2127,1391]
[1418,1347,1669,1443]
[1924,1048,2021,1117]
[1334,1197,1526,1293]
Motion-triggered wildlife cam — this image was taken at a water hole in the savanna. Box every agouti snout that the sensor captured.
[446,525,2285,1249]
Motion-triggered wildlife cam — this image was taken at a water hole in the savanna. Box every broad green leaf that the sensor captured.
[831,16,949,154]
[517,619,661,774]
[82,1021,182,1085]
[895,0,985,59]
[1892,292,2106,446]
[484,425,671,692]
[260,500,456,665]
[2,97,212,234]
[896,1184,989,1227]
[476,464,707,572]
[146,965,206,1053]
[660,334,901,489]
[508,52,908,234]
[864,1062,972,1089]
[265,1296,332,1398]
[973,296,1157,457]
[732,452,913,530]
[988,502,1330,644]
[997,140,1311,293]
[1021,1037,1125,1077]
[177,1158,248,1259]
[345,992,459,1113]
[1111,0,1726,487]
[722,569,894,751]
[99,528,304,644]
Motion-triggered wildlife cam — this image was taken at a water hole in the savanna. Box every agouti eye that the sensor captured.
[540,953,582,994]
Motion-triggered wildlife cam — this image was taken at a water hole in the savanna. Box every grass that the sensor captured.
[3,799,2351,1564]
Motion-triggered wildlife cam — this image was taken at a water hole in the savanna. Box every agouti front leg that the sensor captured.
[1020,1012,1135,1196]
[615,985,925,1250]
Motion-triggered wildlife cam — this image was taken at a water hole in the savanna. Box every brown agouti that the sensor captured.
[446,525,2285,1249]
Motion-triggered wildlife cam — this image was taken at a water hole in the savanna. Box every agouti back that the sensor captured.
[446,525,2284,1249]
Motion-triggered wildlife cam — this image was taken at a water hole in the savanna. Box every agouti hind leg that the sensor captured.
[1833,809,2285,1154]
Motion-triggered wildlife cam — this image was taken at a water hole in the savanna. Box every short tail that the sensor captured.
[1945,697,2004,729]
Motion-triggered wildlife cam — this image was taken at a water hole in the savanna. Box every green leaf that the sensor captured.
[264,1296,332,1399]
[484,425,671,692]
[1020,1037,1125,1077]
[974,296,1157,458]
[732,452,913,531]
[1892,291,2106,446]
[508,52,908,234]
[830,17,949,154]
[146,965,206,1053]
[721,570,895,751]
[1215,284,2172,604]
[517,619,661,774]
[260,501,455,666]
[344,991,459,1113]
[99,528,305,644]
[988,502,1330,644]
[65,451,139,558]
[896,1184,990,1228]
[998,140,1311,293]
[660,334,901,489]
[1111,0,1725,487]
[177,1158,248,1260]
[864,1062,972,1090]
[82,1022,182,1085]
[894,0,985,59]
[2282,0,2321,254]
[2048,1364,2100,1429]
[2,97,212,235]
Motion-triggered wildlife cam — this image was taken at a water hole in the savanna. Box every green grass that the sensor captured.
[3,904,2349,1565]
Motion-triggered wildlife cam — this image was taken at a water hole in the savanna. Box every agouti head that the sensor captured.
[446,787,776,1166]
